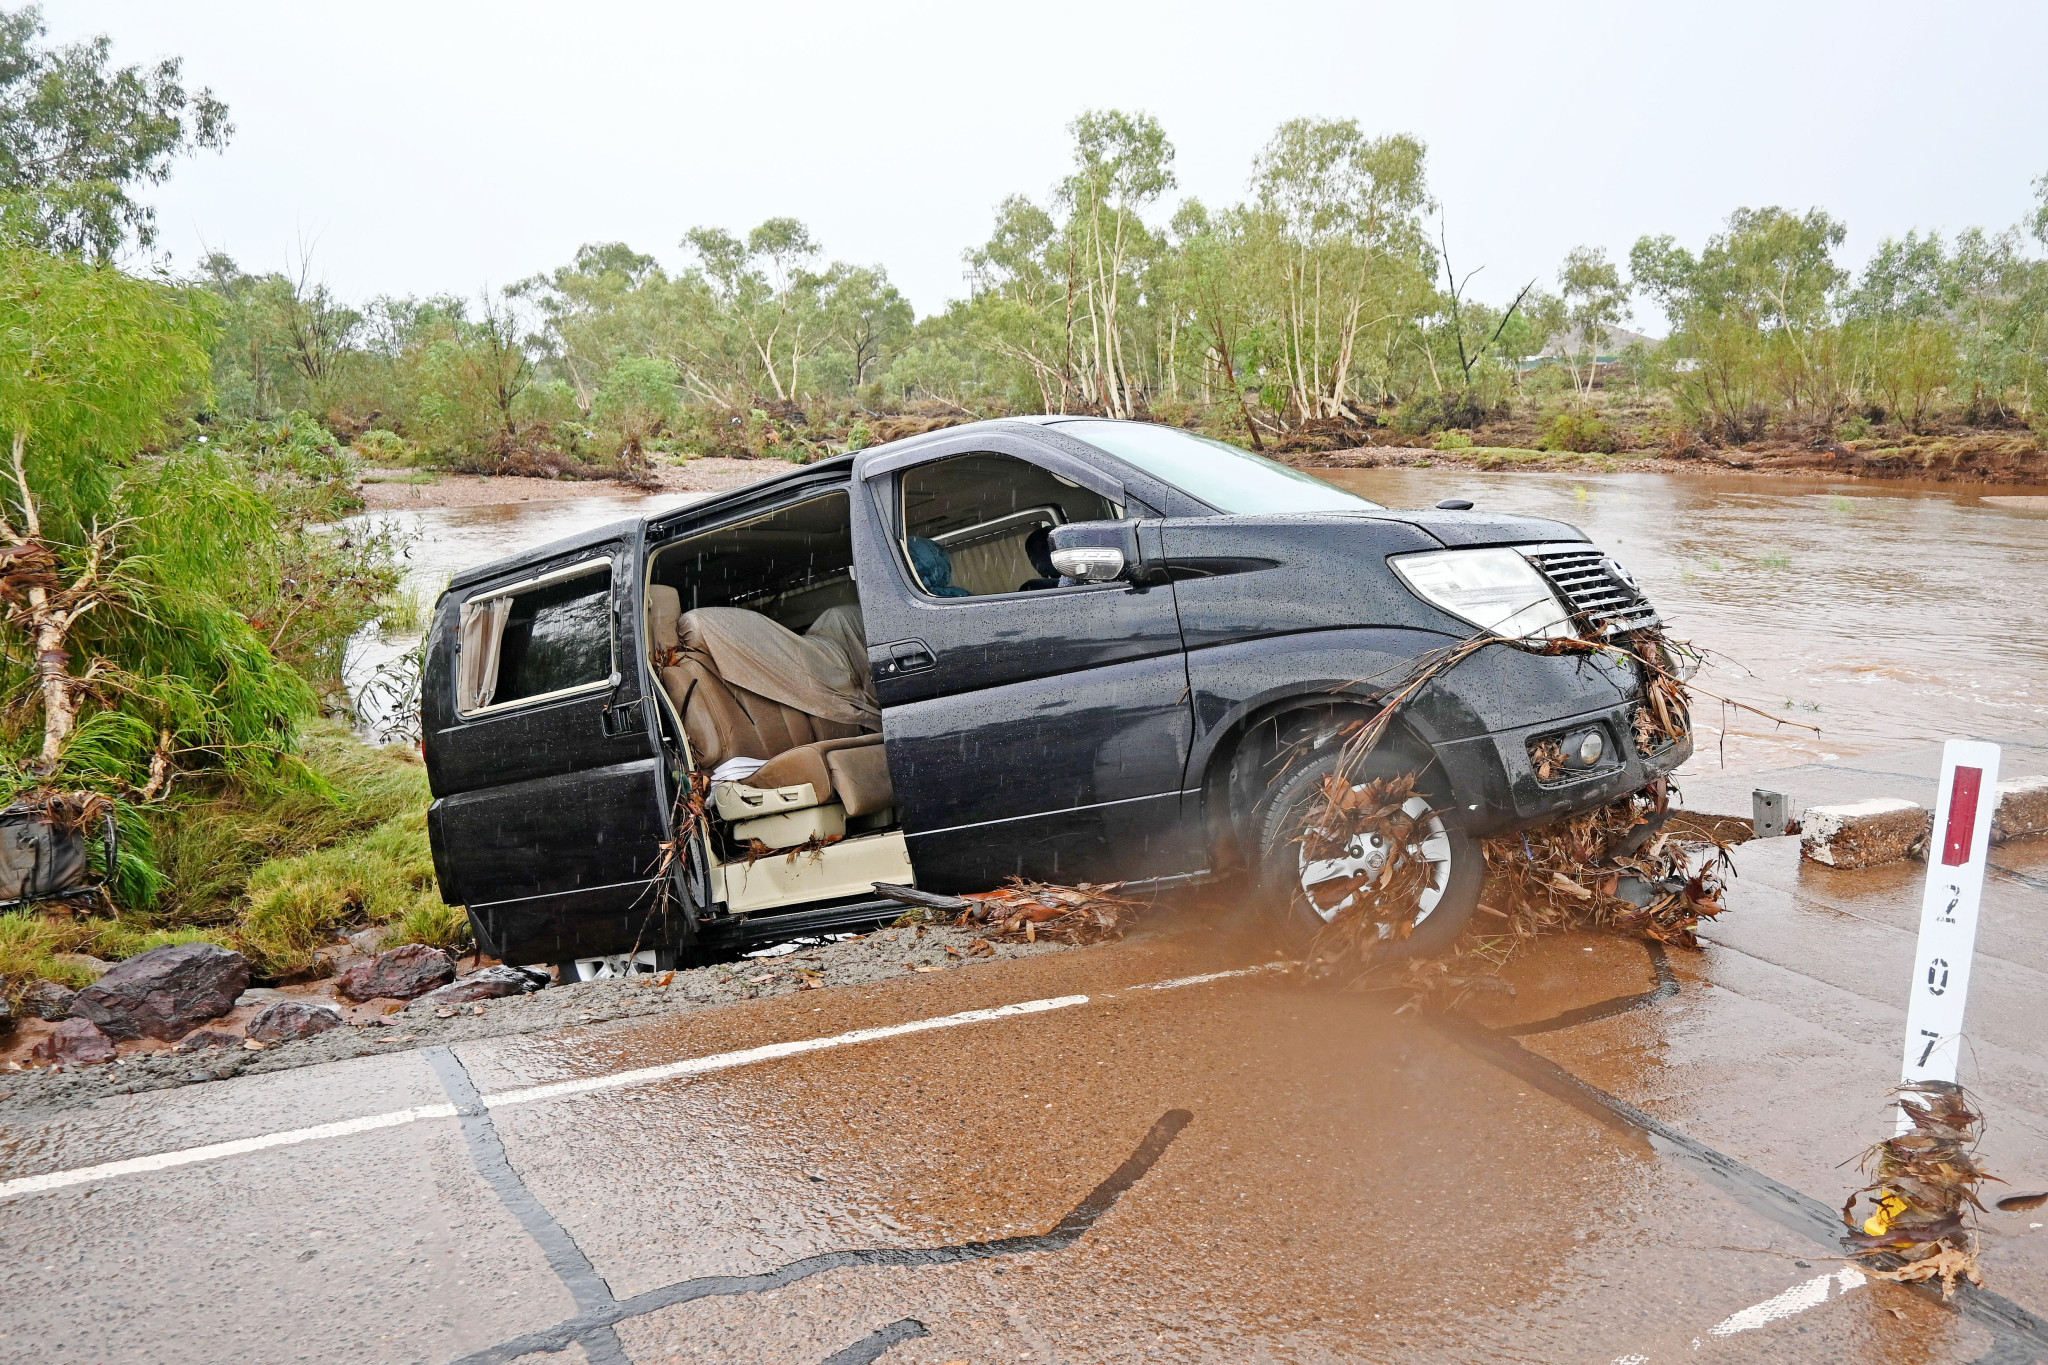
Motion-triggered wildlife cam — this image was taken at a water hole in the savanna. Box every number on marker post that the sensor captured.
[1896,741,2000,1126]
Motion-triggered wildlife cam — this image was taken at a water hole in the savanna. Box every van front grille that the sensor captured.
[1520,544,1661,636]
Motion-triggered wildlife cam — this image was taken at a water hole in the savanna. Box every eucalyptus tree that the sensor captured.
[0,5,231,258]
[1841,229,1964,429]
[514,243,710,408]
[403,291,533,456]
[961,195,1069,410]
[198,252,364,418]
[1632,208,1850,438]
[821,263,912,390]
[1555,246,1629,400]
[1164,198,1274,445]
[680,218,835,404]
[1056,109,1175,418]
[1248,119,1434,423]
[1842,209,2048,426]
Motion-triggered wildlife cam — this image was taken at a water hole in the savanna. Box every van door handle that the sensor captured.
[875,638,935,678]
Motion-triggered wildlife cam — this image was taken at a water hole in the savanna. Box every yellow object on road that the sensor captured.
[1863,1191,1910,1237]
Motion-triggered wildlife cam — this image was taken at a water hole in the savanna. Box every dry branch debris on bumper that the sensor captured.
[1276,602,1774,1019]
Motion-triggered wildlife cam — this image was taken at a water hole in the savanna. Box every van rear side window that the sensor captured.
[458,563,614,713]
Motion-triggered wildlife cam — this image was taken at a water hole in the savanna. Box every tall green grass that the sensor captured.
[0,722,460,1006]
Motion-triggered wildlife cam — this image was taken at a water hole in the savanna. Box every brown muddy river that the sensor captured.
[1318,467,2048,776]
[348,469,2048,777]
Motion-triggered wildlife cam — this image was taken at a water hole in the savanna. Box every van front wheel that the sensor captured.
[1253,749,1483,961]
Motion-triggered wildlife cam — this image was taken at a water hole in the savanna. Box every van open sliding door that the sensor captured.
[421,520,675,966]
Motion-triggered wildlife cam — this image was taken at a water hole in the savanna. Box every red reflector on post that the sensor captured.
[1941,766,1984,866]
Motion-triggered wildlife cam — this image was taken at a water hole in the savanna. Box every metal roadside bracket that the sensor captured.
[1752,788,1790,838]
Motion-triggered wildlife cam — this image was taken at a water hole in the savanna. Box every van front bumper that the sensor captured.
[1430,697,1692,836]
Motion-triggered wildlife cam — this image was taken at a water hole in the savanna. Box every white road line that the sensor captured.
[1708,1266,1865,1337]
[1126,964,1285,991]
[0,1103,460,1199]
[483,994,1089,1109]
[0,962,1290,1203]
[0,992,1095,1201]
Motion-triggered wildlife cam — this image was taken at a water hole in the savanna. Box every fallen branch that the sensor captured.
[872,882,972,914]
[1843,1081,1995,1299]
[953,878,1142,946]
[1302,778,1735,1007]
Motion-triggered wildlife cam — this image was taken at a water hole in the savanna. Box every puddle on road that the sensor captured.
[467,908,1965,1364]
[1322,468,2048,776]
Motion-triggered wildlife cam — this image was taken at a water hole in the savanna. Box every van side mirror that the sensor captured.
[1051,546,1125,582]
[1048,520,1143,584]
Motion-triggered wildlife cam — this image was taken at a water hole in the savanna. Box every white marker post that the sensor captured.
[1897,739,2001,1128]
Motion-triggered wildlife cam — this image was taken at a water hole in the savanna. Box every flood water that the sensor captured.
[1318,467,2048,775]
[346,470,2047,775]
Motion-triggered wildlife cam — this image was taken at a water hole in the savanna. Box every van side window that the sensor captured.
[899,454,1120,597]
[458,564,613,713]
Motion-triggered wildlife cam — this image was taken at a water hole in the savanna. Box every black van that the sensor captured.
[421,417,1687,978]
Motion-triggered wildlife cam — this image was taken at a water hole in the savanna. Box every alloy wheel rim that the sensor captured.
[1296,793,1453,928]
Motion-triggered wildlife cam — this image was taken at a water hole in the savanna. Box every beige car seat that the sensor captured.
[646,586,894,823]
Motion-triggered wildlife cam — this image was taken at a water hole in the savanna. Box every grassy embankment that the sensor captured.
[0,724,450,999]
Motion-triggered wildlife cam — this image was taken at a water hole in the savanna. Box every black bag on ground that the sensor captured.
[0,807,92,905]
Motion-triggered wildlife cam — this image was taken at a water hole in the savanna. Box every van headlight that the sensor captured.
[1390,547,1574,641]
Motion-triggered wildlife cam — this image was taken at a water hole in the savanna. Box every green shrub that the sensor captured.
[147,723,425,920]
[1538,411,1619,454]
[1394,389,1503,436]
[0,725,449,987]
[1433,430,1474,450]
[350,428,413,464]
[240,814,439,977]
[227,731,438,977]
[383,899,471,952]
[0,911,94,1006]
[592,357,681,463]
[513,378,584,431]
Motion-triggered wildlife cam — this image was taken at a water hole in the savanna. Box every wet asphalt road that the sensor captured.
[5,778,2048,1363]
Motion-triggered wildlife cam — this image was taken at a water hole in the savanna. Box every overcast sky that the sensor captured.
[43,1,2048,331]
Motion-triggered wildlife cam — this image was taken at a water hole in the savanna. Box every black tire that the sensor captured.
[1253,747,1482,960]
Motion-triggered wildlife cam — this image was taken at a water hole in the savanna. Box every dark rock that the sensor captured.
[411,965,541,1009]
[70,942,250,1042]
[20,979,76,1021]
[245,1000,345,1044]
[335,943,455,1002]
[30,1017,116,1066]
[174,1027,244,1052]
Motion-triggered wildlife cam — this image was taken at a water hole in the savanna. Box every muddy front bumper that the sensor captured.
[1416,648,1693,836]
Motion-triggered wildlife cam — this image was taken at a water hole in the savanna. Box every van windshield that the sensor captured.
[1052,419,1382,514]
